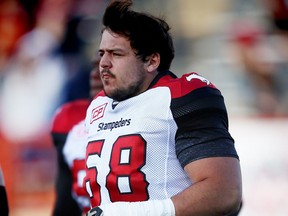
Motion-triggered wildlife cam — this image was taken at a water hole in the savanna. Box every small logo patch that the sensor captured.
[90,103,107,124]
[186,73,210,85]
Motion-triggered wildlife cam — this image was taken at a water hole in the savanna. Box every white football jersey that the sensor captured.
[84,72,238,208]
[63,120,90,211]
[85,87,191,207]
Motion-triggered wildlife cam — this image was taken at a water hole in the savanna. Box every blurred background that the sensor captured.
[0,0,287,215]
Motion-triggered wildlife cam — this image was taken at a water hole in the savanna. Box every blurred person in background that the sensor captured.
[229,20,280,115]
[0,0,107,142]
[229,6,288,116]
[0,165,9,216]
[51,58,103,215]
[0,0,69,210]
[264,0,288,37]
[0,0,32,72]
[0,0,34,209]
[0,0,69,146]
[0,0,106,212]
[263,0,288,115]
[56,0,107,103]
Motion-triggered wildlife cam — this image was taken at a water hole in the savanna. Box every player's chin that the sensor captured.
[102,78,114,86]
[103,86,116,97]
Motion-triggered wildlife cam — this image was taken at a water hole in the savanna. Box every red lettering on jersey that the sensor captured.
[90,103,107,124]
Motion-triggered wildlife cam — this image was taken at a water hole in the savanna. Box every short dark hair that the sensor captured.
[102,0,175,71]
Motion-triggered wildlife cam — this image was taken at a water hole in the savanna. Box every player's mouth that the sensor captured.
[101,70,114,80]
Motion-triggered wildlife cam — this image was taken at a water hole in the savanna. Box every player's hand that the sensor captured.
[86,206,103,216]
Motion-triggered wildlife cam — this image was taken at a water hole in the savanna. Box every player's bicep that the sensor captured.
[184,157,240,182]
[183,157,242,202]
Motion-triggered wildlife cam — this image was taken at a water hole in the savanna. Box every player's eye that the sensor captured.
[113,52,122,56]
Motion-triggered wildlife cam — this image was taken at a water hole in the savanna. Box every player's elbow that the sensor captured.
[221,187,242,215]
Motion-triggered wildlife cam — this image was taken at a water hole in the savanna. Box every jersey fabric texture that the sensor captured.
[51,99,91,216]
[84,71,238,208]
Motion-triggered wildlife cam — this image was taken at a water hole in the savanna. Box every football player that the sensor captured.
[84,1,242,215]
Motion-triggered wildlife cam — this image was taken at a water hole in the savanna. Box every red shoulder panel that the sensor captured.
[51,99,91,134]
[156,72,217,98]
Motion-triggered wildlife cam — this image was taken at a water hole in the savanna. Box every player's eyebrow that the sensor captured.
[99,48,127,54]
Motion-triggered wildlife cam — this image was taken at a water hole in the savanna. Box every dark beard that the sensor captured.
[105,78,144,101]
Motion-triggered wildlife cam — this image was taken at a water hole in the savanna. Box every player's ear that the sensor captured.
[145,53,160,73]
